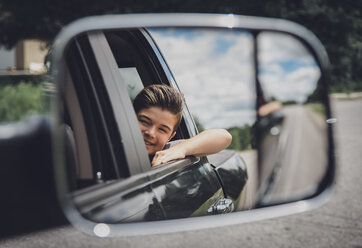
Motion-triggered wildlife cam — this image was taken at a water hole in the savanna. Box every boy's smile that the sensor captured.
[137,106,178,155]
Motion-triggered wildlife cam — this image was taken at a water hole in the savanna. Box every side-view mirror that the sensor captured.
[0,13,335,238]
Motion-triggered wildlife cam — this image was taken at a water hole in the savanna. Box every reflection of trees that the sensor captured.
[155,165,215,219]
[281,100,297,105]
[193,115,205,132]
[192,114,253,151]
[227,125,253,151]
[307,79,324,103]
[145,198,165,221]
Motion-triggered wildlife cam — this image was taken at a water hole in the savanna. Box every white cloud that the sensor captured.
[259,65,321,103]
[257,32,321,103]
[149,28,257,129]
[258,32,314,64]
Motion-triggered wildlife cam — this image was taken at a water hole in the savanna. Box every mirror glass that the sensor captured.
[256,32,328,204]
[59,27,326,224]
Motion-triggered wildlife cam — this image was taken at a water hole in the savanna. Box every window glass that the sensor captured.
[118,67,143,100]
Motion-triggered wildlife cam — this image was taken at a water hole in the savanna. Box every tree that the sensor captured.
[1,0,361,92]
[192,115,205,133]
[0,0,261,48]
[227,125,252,151]
[0,81,46,122]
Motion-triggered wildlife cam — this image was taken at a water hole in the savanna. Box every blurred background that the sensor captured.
[0,0,361,123]
[0,0,361,91]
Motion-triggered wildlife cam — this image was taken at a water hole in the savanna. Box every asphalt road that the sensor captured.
[261,105,328,204]
[1,99,361,247]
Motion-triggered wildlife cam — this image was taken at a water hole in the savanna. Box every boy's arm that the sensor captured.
[152,129,232,166]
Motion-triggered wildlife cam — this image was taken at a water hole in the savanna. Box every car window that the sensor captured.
[105,30,156,93]
[118,67,144,100]
[105,29,192,143]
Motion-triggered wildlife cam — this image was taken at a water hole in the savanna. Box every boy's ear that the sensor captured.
[168,131,176,141]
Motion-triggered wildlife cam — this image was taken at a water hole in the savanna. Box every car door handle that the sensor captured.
[207,198,234,214]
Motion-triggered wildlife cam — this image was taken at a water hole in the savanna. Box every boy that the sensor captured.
[133,84,232,166]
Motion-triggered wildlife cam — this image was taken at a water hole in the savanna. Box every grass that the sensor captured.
[306,103,325,117]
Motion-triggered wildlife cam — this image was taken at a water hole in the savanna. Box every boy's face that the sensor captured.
[137,107,178,155]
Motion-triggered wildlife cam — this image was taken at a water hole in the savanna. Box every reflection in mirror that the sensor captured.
[60,27,329,224]
[256,32,328,204]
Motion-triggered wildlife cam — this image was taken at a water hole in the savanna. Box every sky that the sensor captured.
[149,28,256,129]
[257,32,321,103]
[148,28,321,129]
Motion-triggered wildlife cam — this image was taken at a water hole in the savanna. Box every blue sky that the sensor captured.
[259,59,317,74]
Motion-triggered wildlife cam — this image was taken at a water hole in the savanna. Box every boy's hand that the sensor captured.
[151,146,186,167]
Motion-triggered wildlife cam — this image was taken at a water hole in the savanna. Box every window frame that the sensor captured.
[86,31,151,175]
[65,35,126,186]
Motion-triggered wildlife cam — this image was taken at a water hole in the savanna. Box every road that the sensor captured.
[261,105,328,204]
[1,99,361,247]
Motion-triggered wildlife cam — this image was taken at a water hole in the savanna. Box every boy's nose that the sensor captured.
[145,126,156,138]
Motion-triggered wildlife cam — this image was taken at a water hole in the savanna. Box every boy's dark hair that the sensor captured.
[133,84,184,132]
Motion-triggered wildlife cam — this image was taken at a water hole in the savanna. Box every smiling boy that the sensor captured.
[133,84,232,166]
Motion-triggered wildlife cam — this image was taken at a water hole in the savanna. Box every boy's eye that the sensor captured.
[139,119,150,126]
[159,128,167,133]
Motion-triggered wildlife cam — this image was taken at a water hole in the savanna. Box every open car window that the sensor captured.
[104,29,193,143]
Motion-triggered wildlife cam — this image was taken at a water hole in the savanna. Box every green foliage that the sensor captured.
[193,114,252,151]
[227,125,252,151]
[307,103,325,117]
[0,75,45,85]
[0,82,46,122]
[193,115,205,132]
